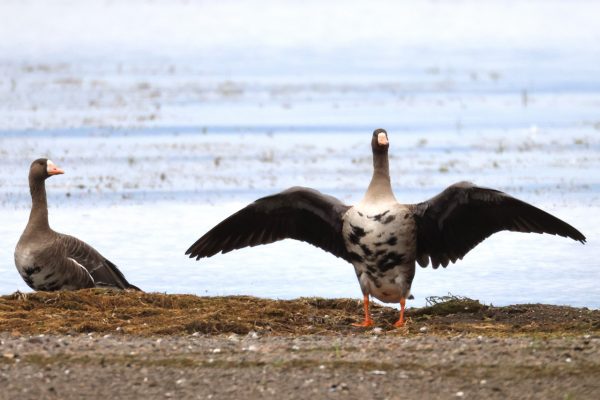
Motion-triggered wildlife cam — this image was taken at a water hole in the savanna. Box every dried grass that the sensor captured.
[1,290,598,337]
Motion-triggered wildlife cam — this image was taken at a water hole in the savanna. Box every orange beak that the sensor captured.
[377,132,388,146]
[47,161,64,176]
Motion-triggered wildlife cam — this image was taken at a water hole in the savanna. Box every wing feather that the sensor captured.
[411,181,586,268]
[186,187,351,261]
[59,234,140,290]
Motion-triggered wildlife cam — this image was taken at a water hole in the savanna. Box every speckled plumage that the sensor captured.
[186,129,585,326]
[342,203,416,303]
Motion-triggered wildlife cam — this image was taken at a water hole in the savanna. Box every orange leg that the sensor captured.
[352,294,374,327]
[393,297,406,328]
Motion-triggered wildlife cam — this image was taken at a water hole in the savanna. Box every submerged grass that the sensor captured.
[0,290,598,337]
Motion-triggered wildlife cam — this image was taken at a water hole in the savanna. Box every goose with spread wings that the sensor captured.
[186,129,585,327]
[14,159,140,291]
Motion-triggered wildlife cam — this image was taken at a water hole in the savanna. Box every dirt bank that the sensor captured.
[2,290,598,337]
[1,290,599,399]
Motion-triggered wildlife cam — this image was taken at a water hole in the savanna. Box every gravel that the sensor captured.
[1,333,599,399]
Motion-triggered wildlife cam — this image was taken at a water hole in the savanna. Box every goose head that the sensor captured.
[371,128,389,153]
[29,158,64,181]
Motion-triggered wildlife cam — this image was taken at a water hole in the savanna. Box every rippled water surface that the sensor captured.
[0,0,598,307]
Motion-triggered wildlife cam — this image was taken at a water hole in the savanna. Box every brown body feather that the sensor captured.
[14,158,140,291]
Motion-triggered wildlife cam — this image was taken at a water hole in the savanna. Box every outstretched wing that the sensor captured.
[59,234,141,290]
[411,181,586,268]
[186,186,351,261]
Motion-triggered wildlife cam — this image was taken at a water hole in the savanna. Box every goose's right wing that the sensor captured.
[186,187,352,261]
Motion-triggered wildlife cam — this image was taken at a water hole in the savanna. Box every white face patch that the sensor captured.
[377,132,388,146]
[46,159,56,174]
[45,159,64,175]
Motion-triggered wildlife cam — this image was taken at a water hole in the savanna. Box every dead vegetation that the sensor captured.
[0,290,598,337]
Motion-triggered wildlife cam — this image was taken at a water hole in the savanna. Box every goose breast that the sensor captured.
[342,203,417,302]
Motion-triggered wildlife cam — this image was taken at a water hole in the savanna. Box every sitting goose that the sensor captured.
[186,129,585,327]
[14,158,140,291]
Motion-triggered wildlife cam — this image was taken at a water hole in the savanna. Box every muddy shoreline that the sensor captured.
[1,291,599,399]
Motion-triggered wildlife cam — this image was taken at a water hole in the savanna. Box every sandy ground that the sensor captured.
[1,291,599,399]
[1,334,599,400]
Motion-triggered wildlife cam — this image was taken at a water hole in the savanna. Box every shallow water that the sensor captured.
[0,0,599,307]
[1,130,597,308]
